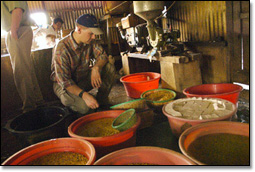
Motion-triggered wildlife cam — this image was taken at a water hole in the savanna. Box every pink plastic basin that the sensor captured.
[94,146,195,165]
[2,138,96,165]
[183,83,243,104]
[179,121,249,165]
[120,72,161,98]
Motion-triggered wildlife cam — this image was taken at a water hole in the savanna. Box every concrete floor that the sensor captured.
[1,81,250,164]
[0,81,136,163]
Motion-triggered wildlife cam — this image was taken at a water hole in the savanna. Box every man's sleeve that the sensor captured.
[5,1,27,13]
[52,45,76,89]
[92,43,108,61]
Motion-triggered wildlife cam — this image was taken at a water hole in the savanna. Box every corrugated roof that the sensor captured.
[27,1,105,30]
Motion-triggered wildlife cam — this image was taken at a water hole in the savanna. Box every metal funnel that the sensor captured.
[133,1,164,21]
[133,1,165,49]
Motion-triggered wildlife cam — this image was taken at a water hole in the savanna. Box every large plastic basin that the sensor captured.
[162,98,237,137]
[120,72,161,98]
[68,110,141,159]
[4,106,70,147]
[179,121,249,165]
[94,146,195,165]
[2,138,96,165]
[183,83,243,105]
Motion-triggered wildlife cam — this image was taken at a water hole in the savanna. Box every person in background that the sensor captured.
[50,14,116,115]
[1,1,45,113]
[32,17,64,49]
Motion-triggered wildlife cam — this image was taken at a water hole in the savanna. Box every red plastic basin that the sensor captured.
[68,110,141,159]
[120,72,161,98]
[183,83,243,104]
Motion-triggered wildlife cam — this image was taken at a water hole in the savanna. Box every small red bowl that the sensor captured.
[120,72,161,98]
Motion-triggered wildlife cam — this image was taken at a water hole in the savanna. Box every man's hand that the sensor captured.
[66,84,99,109]
[10,30,19,40]
[82,92,99,109]
[91,66,102,88]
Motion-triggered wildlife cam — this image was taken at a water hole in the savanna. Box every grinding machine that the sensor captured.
[117,1,202,95]
[117,1,182,60]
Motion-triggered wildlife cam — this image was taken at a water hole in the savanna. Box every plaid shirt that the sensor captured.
[50,31,108,89]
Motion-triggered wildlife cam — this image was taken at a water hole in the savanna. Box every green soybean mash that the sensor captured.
[187,133,249,165]
[28,152,88,165]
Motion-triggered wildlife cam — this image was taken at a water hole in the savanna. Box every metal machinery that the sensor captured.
[118,1,202,94]
[117,1,183,61]
[116,13,150,53]
[134,1,171,49]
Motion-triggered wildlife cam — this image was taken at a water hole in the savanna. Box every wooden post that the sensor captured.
[107,18,112,55]
[160,55,202,95]
[121,53,130,75]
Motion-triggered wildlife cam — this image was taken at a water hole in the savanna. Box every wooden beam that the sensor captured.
[240,12,249,19]
[46,7,103,13]
[225,1,233,83]
[126,52,191,64]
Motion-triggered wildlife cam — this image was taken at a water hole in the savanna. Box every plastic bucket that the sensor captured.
[120,72,161,98]
[68,110,141,159]
[2,138,96,165]
[4,106,70,147]
[183,83,243,105]
[94,146,195,165]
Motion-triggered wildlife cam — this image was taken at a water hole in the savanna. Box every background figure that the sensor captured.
[32,17,64,49]
[1,1,44,113]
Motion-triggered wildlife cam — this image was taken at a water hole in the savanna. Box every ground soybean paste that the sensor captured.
[75,118,120,137]
[187,133,249,165]
[27,152,88,165]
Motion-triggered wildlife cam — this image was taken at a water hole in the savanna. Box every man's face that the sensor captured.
[53,22,62,31]
[79,27,96,44]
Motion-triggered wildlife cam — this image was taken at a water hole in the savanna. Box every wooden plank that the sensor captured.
[127,52,190,64]
[185,52,201,61]
[225,1,233,83]
[240,13,249,19]
[242,18,249,73]
[100,14,111,21]
[232,1,242,82]
[126,52,190,64]
[160,62,176,90]
[173,60,202,92]
[158,56,189,63]
[241,0,249,84]
[121,54,130,75]
[160,60,202,94]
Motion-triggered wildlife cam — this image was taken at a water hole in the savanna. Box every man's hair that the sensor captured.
[53,17,64,24]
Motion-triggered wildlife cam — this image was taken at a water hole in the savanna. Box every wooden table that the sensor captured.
[121,51,203,95]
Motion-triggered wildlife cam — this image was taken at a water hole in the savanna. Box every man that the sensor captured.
[1,1,44,113]
[44,17,64,45]
[32,17,64,49]
[51,14,116,115]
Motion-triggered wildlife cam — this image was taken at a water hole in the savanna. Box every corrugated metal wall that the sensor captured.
[27,1,44,12]
[27,1,227,43]
[27,1,121,44]
[27,1,105,30]
[168,1,227,42]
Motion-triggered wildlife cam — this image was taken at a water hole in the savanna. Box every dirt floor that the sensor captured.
[1,81,250,164]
